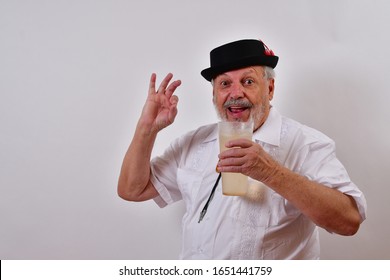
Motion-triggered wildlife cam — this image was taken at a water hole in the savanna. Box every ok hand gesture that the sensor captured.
[139,73,182,134]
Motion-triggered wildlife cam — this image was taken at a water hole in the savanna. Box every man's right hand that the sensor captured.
[118,73,181,202]
[139,73,182,134]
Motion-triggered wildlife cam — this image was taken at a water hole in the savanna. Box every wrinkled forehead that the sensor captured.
[213,66,265,81]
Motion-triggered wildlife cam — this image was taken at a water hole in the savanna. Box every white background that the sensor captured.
[1,0,389,259]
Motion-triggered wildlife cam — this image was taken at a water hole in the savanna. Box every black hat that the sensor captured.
[201,39,279,81]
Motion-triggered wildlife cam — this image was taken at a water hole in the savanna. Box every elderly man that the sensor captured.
[118,39,367,259]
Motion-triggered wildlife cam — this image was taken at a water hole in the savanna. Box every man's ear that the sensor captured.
[268,79,275,101]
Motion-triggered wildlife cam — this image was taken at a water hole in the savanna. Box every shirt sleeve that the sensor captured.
[150,137,183,208]
[298,137,367,222]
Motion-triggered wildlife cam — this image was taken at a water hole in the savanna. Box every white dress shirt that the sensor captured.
[150,108,367,259]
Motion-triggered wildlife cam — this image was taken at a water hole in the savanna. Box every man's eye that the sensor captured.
[220,81,230,87]
[244,79,254,85]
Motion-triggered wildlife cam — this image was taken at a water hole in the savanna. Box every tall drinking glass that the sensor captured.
[218,120,254,196]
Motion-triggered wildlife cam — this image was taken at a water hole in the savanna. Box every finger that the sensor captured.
[148,73,157,95]
[217,157,247,173]
[217,165,244,174]
[168,102,178,124]
[157,73,174,94]
[165,79,182,99]
[167,95,179,123]
[225,139,253,148]
[170,95,179,105]
[218,147,246,159]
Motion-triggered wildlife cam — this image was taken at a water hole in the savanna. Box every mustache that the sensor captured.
[223,99,253,109]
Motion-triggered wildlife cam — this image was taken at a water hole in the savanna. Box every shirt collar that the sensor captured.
[202,107,282,146]
[202,123,218,143]
[253,107,281,147]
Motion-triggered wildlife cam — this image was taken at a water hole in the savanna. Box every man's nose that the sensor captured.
[229,83,244,99]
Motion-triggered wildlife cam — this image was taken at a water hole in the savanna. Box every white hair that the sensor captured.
[263,66,275,79]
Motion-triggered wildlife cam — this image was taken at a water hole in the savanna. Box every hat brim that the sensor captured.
[201,55,278,82]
